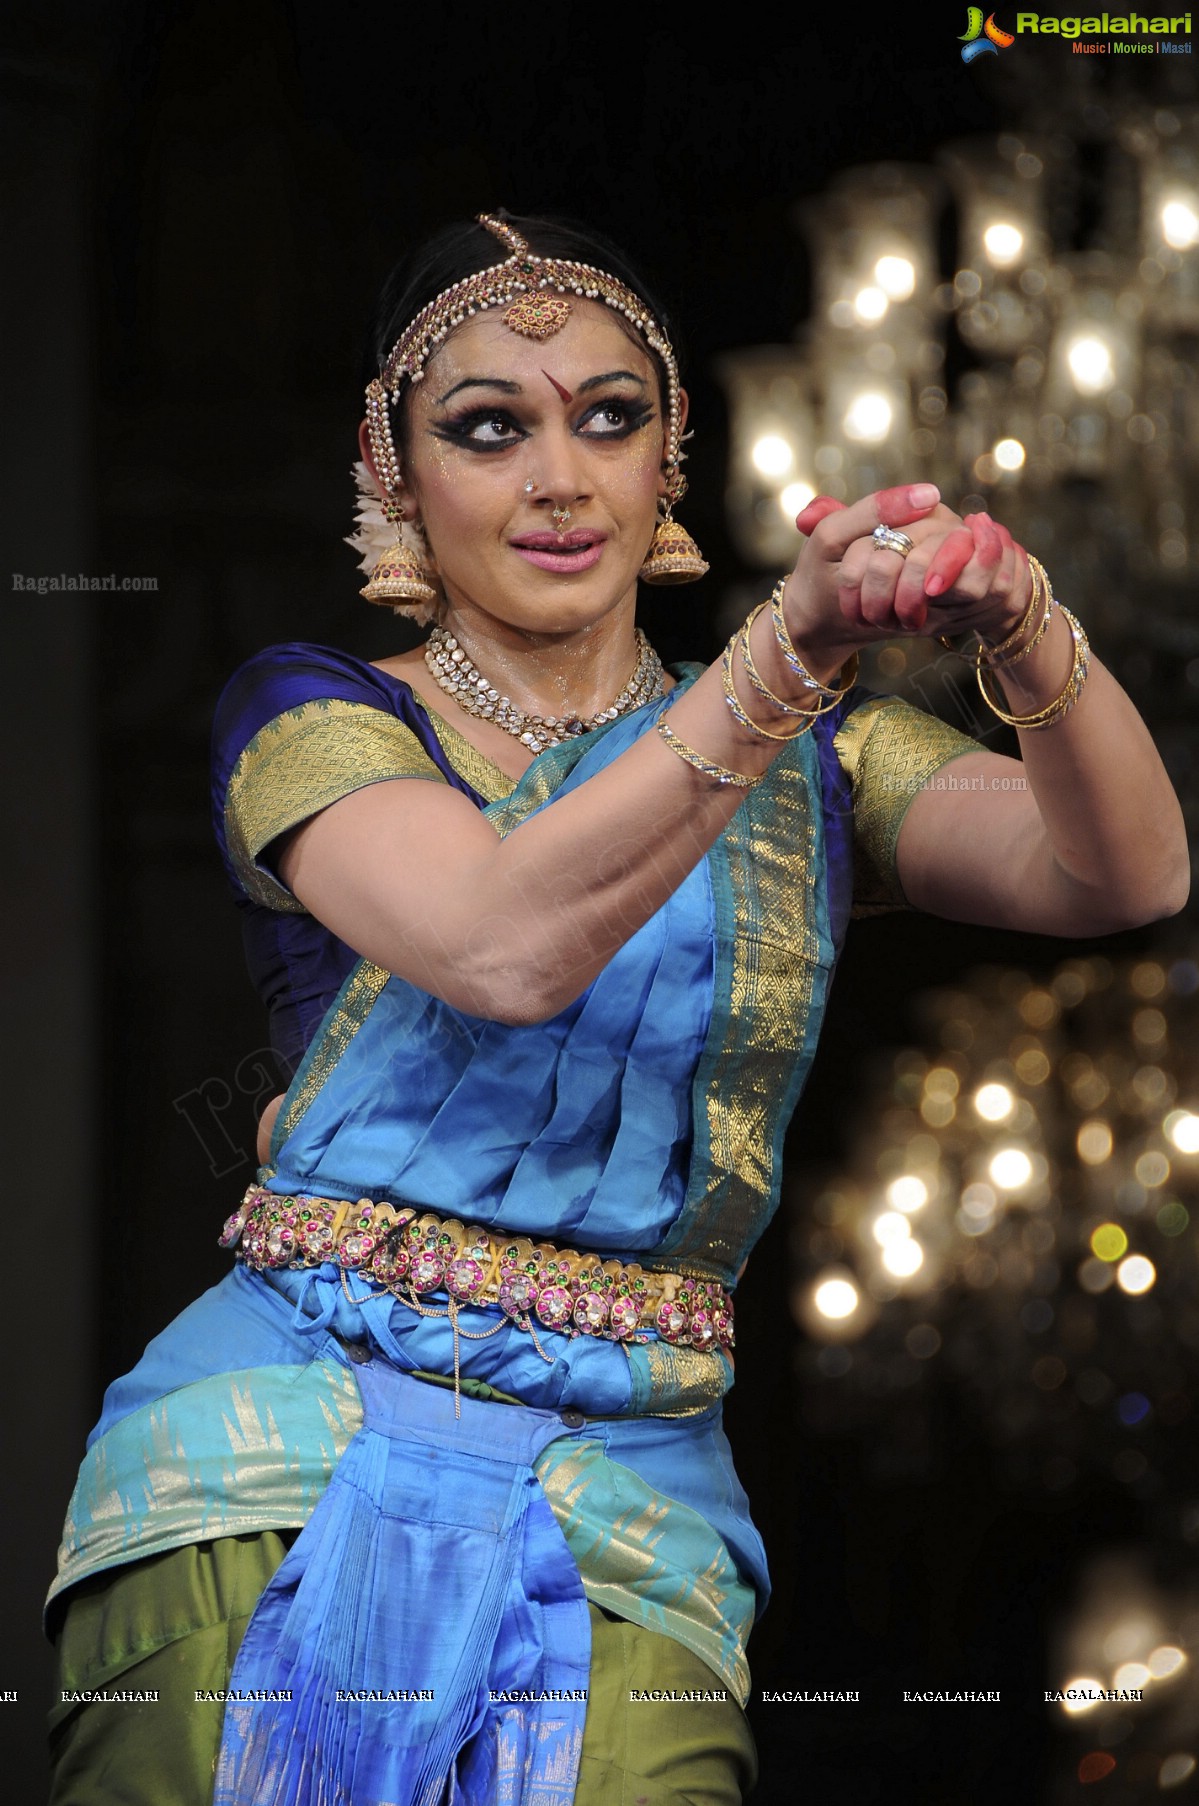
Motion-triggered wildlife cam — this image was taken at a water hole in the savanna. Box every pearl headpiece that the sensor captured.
[364,214,684,504]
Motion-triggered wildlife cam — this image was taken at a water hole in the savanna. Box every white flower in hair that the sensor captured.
[345,460,396,574]
[345,460,441,625]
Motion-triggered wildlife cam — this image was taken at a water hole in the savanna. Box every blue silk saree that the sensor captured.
[49,643,979,1804]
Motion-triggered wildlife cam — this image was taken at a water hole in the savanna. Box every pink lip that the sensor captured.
[510,530,606,574]
[510,530,606,550]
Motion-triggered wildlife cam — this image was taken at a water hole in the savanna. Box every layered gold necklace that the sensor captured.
[424,626,666,755]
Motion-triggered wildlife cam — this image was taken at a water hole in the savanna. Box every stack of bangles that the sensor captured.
[656,576,859,789]
[938,552,1092,729]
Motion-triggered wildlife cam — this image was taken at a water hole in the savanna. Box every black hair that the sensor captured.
[359,211,682,447]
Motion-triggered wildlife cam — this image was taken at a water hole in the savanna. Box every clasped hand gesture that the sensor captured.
[781,484,1031,666]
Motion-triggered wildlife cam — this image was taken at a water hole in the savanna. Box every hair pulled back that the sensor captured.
[360,211,682,432]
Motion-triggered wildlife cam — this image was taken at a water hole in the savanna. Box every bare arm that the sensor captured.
[277,487,943,1024]
[895,652,1189,936]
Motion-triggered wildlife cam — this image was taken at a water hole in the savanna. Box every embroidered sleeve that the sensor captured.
[224,698,447,911]
[833,695,982,916]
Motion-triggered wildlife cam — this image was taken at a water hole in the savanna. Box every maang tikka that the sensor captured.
[354,213,708,604]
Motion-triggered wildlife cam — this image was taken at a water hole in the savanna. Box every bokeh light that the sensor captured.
[1165,1110,1199,1154]
[751,434,793,477]
[874,255,916,299]
[887,1175,929,1214]
[1067,335,1115,395]
[882,1239,924,1278]
[982,221,1024,267]
[974,1083,1015,1122]
[990,1147,1033,1190]
[1116,1255,1156,1296]
[1090,1223,1129,1262]
[813,1276,860,1320]
[842,392,893,443]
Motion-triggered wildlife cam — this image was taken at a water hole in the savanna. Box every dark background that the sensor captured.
[3,4,1194,1801]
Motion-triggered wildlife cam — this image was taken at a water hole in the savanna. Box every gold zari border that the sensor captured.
[225,698,448,910]
[833,695,980,913]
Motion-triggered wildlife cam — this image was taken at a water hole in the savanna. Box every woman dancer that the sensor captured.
[47,212,1189,1806]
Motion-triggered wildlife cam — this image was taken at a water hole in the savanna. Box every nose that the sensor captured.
[525,419,592,513]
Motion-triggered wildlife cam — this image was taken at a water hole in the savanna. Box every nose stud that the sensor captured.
[524,478,537,494]
[551,506,572,534]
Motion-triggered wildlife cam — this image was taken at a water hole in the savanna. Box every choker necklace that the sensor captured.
[425,625,666,754]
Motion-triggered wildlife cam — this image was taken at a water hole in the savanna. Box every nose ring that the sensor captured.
[552,505,572,534]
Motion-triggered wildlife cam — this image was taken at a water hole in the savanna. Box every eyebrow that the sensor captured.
[433,369,650,406]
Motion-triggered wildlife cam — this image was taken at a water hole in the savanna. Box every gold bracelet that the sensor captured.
[769,577,858,702]
[939,568,1039,662]
[939,553,1056,666]
[721,638,811,743]
[981,556,1054,669]
[739,604,858,721]
[656,716,761,788]
[976,603,1091,729]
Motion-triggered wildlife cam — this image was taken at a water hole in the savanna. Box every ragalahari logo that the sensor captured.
[960,8,1016,58]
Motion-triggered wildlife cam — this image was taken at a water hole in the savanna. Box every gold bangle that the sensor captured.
[739,603,859,722]
[721,638,811,743]
[656,716,761,788]
[976,603,1091,729]
[738,604,812,718]
[770,578,847,697]
[981,556,1053,669]
[939,553,1056,665]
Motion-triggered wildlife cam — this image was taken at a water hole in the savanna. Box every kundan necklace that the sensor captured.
[424,625,666,754]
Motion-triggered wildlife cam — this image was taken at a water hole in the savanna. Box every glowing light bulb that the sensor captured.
[843,392,893,443]
[751,434,793,478]
[853,286,888,324]
[814,1276,860,1320]
[779,480,815,518]
[993,438,1025,471]
[874,255,916,300]
[887,1175,929,1214]
[1116,1255,1156,1295]
[983,222,1024,268]
[989,1147,1033,1190]
[1067,335,1115,395]
[1162,198,1199,250]
[974,1083,1014,1122]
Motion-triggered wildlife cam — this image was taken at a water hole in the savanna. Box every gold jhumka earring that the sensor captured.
[638,462,709,585]
[359,495,439,612]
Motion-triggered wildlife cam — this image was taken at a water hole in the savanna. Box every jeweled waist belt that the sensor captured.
[221,1184,735,1352]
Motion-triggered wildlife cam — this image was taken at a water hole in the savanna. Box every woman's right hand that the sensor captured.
[778,485,1028,667]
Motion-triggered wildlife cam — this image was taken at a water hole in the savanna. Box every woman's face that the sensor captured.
[391,301,681,643]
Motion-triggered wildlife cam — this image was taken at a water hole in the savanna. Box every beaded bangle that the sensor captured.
[739,603,859,722]
[656,716,761,788]
[976,603,1091,729]
[721,639,811,743]
[769,577,859,703]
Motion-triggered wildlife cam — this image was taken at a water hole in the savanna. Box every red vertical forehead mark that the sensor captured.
[542,370,573,402]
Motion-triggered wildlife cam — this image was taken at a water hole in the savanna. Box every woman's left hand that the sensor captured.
[794,493,1031,648]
